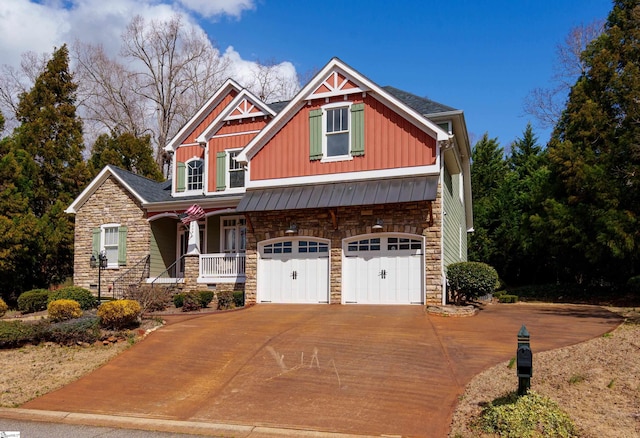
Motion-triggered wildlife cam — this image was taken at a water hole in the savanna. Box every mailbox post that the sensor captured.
[516,324,532,396]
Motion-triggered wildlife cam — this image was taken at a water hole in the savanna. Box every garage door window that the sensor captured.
[299,241,328,253]
[387,237,422,251]
[347,238,381,252]
[263,241,293,254]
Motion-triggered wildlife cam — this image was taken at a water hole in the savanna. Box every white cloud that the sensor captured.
[177,0,256,18]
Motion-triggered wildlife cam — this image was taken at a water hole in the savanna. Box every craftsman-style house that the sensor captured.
[66,58,472,305]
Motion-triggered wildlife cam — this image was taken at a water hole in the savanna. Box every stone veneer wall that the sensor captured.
[73,177,151,296]
[244,185,443,305]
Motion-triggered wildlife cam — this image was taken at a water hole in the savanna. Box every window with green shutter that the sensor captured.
[118,226,128,266]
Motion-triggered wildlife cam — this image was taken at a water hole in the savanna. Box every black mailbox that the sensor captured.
[517,345,532,378]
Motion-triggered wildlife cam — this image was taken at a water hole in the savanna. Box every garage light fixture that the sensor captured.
[285,223,298,235]
[372,218,384,230]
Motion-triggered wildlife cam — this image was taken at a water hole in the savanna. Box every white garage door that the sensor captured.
[257,238,330,303]
[343,234,424,304]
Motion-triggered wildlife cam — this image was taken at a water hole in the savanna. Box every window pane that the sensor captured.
[105,247,118,265]
[104,227,118,245]
[230,169,245,188]
[187,160,203,191]
[327,132,349,156]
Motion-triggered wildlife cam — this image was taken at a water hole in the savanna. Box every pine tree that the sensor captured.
[544,0,640,282]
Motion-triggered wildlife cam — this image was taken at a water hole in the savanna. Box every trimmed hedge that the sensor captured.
[17,289,50,314]
[498,294,519,303]
[48,287,98,310]
[217,290,234,310]
[0,320,39,348]
[198,290,214,308]
[97,300,142,329]
[0,298,8,317]
[447,262,499,304]
[48,299,82,322]
[233,291,244,308]
[42,316,100,345]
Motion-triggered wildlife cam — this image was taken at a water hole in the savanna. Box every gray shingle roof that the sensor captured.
[108,166,173,203]
[382,86,457,115]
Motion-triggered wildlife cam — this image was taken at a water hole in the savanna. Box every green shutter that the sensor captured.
[309,109,323,161]
[92,228,101,255]
[118,226,128,266]
[176,162,186,192]
[350,103,365,156]
[216,152,226,191]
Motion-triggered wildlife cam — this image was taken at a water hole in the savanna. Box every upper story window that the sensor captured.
[309,102,365,162]
[325,107,349,158]
[216,149,245,191]
[187,159,204,191]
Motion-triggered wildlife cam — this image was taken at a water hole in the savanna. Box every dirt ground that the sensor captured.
[1,307,638,437]
[449,307,640,437]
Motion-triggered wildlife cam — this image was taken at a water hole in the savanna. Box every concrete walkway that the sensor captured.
[12,303,620,437]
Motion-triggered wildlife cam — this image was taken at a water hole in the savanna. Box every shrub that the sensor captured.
[173,293,184,308]
[48,287,97,310]
[97,300,142,329]
[0,298,8,317]
[41,315,100,345]
[498,294,519,303]
[447,262,499,305]
[217,290,234,310]
[627,275,640,295]
[17,289,50,314]
[198,290,214,308]
[127,285,170,313]
[181,292,201,312]
[233,291,245,308]
[0,320,38,348]
[477,391,576,437]
[47,299,82,322]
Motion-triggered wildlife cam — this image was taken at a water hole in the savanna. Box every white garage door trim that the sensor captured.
[257,237,330,304]
[342,233,425,305]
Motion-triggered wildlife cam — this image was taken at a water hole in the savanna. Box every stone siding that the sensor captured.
[73,177,150,296]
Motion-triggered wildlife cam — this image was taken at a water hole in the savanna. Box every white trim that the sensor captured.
[100,223,121,269]
[321,102,353,162]
[246,164,440,188]
[211,129,261,139]
[219,215,247,253]
[184,157,205,194]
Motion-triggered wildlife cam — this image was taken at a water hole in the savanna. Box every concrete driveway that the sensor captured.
[20,303,620,437]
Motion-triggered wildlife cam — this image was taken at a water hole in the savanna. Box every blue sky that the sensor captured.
[207,0,611,148]
[0,0,613,149]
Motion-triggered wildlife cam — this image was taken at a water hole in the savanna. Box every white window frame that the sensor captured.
[226,149,246,191]
[101,223,120,268]
[186,158,204,192]
[322,102,353,163]
[220,216,247,254]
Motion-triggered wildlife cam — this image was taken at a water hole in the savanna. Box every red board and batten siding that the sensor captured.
[249,94,437,181]
[180,91,238,145]
[206,129,265,192]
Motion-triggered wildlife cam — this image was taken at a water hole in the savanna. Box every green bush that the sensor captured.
[478,391,577,437]
[97,300,142,329]
[0,320,38,348]
[626,275,640,295]
[217,290,234,310]
[498,294,519,303]
[41,315,100,345]
[0,298,8,317]
[48,287,97,310]
[47,299,82,322]
[198,290,214,308]
[233,291,244,308]
[17,289,50,314]
[447,262,499,304]
[173,293,184,308]
[181,292,201,312]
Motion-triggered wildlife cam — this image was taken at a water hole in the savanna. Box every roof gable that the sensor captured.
[235,57,451,163]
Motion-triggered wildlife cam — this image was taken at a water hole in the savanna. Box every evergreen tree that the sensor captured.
[89,132,164,181]
[543,0,640,283]
[468,133,508,268]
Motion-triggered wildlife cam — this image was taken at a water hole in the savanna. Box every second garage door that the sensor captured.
[257,238,330,303]
[342,234,424,304]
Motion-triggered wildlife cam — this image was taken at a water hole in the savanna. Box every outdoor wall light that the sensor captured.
[285,223,298,234]
[372,218,384,230]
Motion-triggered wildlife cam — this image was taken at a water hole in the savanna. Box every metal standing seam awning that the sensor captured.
[236,175,439,212]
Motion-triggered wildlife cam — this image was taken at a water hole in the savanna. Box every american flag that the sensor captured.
[179,204,205,224]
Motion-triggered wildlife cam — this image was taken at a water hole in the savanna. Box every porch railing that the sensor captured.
[150,256,184,288]
[110,255,150,299]
[200,253,246,281]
